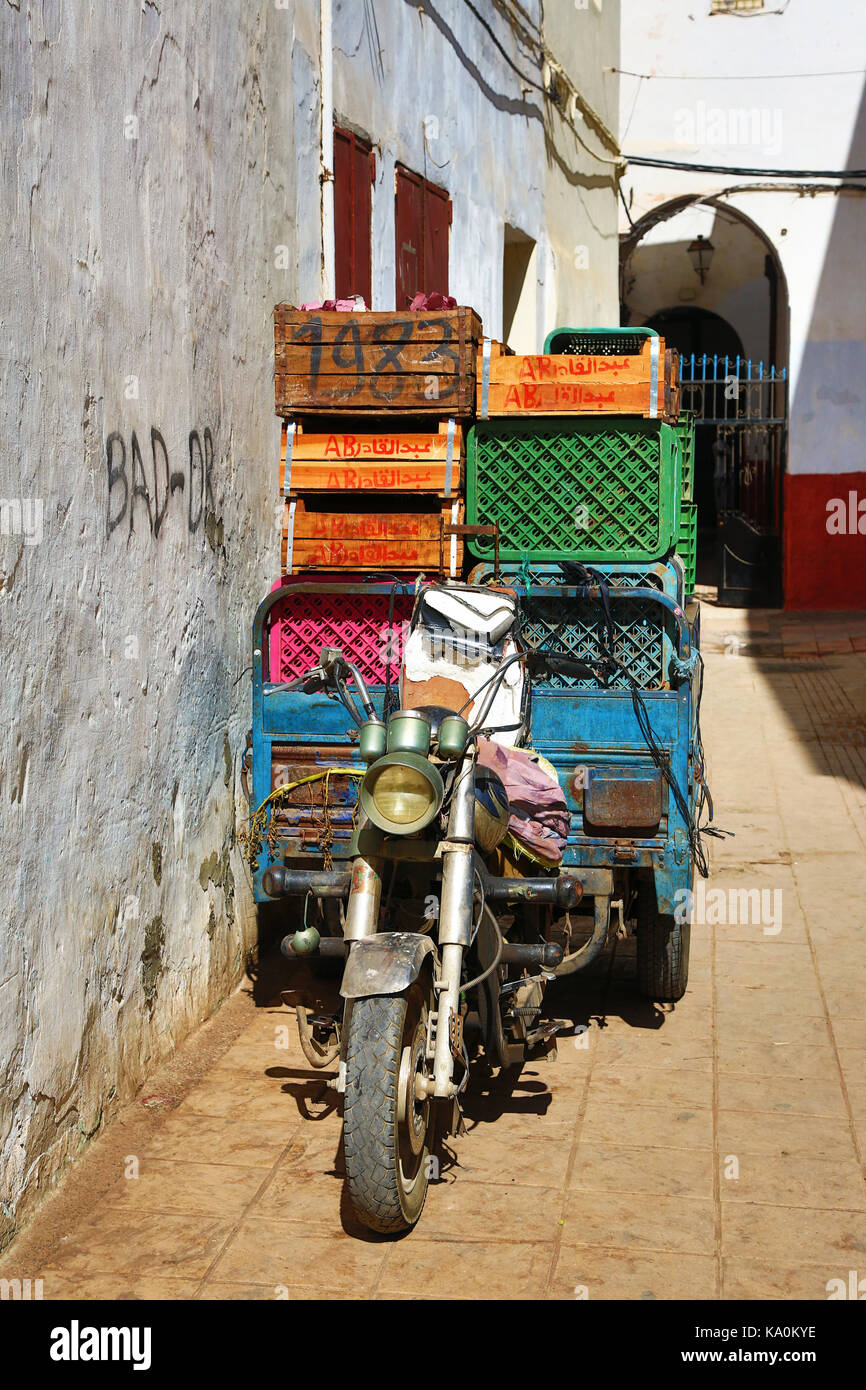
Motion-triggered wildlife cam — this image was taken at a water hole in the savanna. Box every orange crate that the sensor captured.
[282,495,464,575]
[274,306,481,416]
[477,337,678,419]
[279,419,463,498]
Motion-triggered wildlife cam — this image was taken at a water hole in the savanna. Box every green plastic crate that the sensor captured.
[677,501,698,594]
[671,412,696,501]
[466,417,679,565]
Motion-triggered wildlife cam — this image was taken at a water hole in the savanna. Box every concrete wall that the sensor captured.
[618,0,866,608]
[331,0,621,344]
[0,0,309,1247]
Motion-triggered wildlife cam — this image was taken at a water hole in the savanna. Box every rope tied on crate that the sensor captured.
[239,768,363,871]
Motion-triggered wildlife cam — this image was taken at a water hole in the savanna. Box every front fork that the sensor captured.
[340,761,477,1101]
[431,758,476,1098]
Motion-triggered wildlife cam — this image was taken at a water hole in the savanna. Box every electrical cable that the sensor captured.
[624,155,866,179]
[460,904,504,993]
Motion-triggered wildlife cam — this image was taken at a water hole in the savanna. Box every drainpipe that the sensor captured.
[320,0,335,300]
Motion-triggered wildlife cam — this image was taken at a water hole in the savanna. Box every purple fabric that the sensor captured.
[475,739,569,864]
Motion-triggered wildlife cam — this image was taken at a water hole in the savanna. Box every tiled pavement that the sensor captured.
[2,604,865,1300]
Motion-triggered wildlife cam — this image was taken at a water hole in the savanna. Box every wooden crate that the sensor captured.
[665,348,681,421]
[274,306,482,416]
[282,495,465,574]
[279,418,463,497]
[477,336,678,419]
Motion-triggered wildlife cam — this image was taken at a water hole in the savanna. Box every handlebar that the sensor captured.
[264,648,383,730]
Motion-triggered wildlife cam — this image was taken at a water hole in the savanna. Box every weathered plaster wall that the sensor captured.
[331,0,621,342]
[0,0,313,1245]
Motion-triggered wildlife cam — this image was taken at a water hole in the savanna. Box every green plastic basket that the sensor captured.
[677,500,698,594]
[466,417,679,565]
[671,413,696,501]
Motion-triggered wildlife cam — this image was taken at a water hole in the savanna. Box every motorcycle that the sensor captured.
[258,583,601,1233]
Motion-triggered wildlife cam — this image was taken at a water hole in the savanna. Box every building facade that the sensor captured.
[618,0,866,609]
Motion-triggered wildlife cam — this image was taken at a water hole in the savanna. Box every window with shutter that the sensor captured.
[334,127,374,307]
[395,165,451,307]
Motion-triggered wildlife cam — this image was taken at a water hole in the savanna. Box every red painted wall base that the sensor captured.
[783,472,866,610]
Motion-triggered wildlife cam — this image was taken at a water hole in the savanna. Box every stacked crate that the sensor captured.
[465,327,695,691]
[274,305,481,579]
[270,304,482,691]
[672,412,698,594]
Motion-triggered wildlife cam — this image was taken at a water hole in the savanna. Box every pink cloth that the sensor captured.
[299,298,366,311]
[409,291,457,310]
[475,739,569,864]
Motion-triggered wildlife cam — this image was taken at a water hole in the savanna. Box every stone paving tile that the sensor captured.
[39,1272,200,1301]
[718,1152,866,1212]
[395,1179,564,1243]
[141,1114,298,1169]
[378,1237,552,1299]
[578,1100,714,1151]
[205,1220,389,1293]
[716,1073,849,1120]
[580,1066,713,1111]
[99,1159,270,1218]
[721,1203,866,1266]
[38,1210,233,1282]
[568,1143,714,1198]
[548,1248,716,1300]
[721,1257,851,1301]
[445,1129,575,1190]
[560,1190,715,1255]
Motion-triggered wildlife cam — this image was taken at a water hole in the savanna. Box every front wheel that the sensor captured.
[343,981,434,1233]
[636,879,690,1002]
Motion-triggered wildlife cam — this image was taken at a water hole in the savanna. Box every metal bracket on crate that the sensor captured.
[438,520,500,580]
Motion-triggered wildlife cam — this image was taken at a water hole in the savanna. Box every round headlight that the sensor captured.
[360,752,444,835]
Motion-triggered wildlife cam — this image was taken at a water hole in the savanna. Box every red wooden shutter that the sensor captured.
[334,127,373,306]
[423,182,450,295]
[395,165,450,306]
[395,166,422,308]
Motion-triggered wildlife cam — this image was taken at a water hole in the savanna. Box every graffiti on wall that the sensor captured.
[106,427,216,538]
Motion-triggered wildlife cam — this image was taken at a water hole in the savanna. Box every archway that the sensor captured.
[621,198,790,606]
[643,306,744,364]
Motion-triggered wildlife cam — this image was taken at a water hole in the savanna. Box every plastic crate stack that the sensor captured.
[270,303,482,683]
[466,327,696,690]
[672,412,698,594]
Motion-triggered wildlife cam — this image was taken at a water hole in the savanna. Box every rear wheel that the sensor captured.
[343,980,434,1233]
[636,879,690,1002]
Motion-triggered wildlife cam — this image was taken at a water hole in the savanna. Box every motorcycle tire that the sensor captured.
[343,982,434,1233]
[636,880,690,1002]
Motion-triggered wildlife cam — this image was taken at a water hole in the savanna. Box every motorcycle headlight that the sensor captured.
[359,752,444,835]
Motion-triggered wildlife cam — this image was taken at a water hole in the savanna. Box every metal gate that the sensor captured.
[680,355,787,607]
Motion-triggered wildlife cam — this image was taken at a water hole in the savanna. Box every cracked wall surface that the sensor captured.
[0,0,314,1245]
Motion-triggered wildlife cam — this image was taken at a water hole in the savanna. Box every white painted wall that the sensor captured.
[619,0,866,475]
[331,0,621,342]
[0,0,309,1247]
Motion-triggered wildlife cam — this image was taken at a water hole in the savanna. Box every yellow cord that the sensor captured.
[239,766,364,869]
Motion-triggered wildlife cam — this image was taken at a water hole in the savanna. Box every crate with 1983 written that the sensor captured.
[274,306,482,416]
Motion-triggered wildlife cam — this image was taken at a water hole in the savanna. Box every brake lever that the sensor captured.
[264,665,329,696]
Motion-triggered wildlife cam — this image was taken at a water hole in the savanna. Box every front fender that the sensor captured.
[340,932,436,1000]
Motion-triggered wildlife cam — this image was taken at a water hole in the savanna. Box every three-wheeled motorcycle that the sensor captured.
[243,565,708,1233]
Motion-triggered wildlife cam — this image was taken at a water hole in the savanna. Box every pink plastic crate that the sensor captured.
[268,577,417,687]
